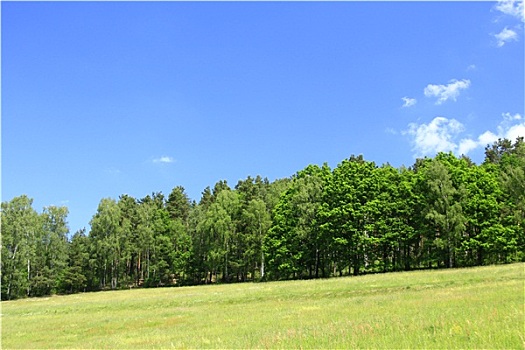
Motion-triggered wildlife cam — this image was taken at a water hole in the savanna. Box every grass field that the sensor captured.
[1,263,524,349]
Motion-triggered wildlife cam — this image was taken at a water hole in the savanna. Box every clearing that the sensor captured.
[1,263,523,349]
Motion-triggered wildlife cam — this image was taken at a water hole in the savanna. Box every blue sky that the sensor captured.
[2,1,524,234]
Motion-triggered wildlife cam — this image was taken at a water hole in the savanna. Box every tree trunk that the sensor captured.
[137,254,142,285]
[260,250,265,279]
[103,260,107,288]
[383,246,388,273]
[7,277,12,300]
[111,261,118,289]
[315,248,320,279]
[225,249,229,282]
[27,259,31,296]
[144,249,150,281]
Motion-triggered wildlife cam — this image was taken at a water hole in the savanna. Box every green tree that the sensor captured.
[31,206,69,296]
[320,156,377,276]
[168,217,193,284]
[199,189,240,282]
[117,194,139,287]
[59,229,89,294]
[395,166,419,271]
[1,196,41,299]
[265,164,328,279]
[497,138,525,262]
[89,198,123,289]
[135,196,158,286]
[265,178,292,212]
[363,165,416,272]
[188,203,209,283]
[422,157,466,268]
[264,189,297,280]
[484,137,516,165]
[243,198,271,279]
[460,163,502,266]
[199,186,214,208]
[148,207,175,286]
[167,186,192,224]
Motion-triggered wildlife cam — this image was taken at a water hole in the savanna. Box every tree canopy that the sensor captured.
[2,138,524,299]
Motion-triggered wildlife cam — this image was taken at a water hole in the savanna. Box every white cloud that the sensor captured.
[423,79,471,104]
[505,123,525,141]
[404,113,525,158]
[494,0,525,22]
[457,138,480,156]
[478,130,500,146]
[492,1,523,47]
[403,117,464,157]
[401,97,417,108]
[499,113,525,141]
[466,64,477,71]
[456,113,525,156]
[153,156,174,164]
[502,112,523,121]
[457,131,499,156]
[494,27,519,46]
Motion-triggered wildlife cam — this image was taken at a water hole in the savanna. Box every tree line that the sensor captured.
[2,138,524,300]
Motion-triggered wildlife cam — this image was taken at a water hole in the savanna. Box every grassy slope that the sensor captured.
[1,263,524,349]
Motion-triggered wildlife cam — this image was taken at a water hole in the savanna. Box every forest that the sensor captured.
[1,138,524,300]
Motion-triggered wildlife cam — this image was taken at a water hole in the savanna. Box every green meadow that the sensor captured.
[2,263,524,349]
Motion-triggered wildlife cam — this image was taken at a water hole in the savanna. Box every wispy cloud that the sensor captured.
[401,97,417,108]
[385,127,398,135]
[494,26,519,46]
[492,1,523,47]
[153,156,175,164]
[423,79,471,105]
[404,113,525,158]
[500,112,525,141]
[494,0,525,22]
[502,112,523,121]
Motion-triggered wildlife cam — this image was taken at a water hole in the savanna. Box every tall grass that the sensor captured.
[2,263,524,349]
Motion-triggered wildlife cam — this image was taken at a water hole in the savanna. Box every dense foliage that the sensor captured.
[2,138,524,299]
